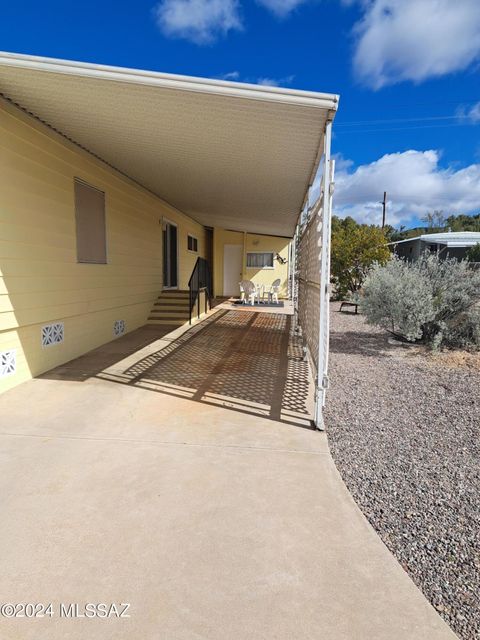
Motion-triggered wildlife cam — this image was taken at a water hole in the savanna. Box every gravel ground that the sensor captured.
[324,303,480,640]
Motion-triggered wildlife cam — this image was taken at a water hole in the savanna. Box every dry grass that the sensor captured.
[389,340,480,371]
[425,349,480,371]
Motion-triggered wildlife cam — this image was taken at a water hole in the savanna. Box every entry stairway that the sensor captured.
[147,290,191,326]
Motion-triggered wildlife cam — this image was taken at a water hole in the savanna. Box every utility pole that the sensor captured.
[381,191,387,228]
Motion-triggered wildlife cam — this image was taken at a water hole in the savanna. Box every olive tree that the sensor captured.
[360,255,480,349]
[331,216,391,299]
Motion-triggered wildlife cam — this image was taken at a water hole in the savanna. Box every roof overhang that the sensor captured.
[0,51,339,236]
[390,234,480,247]
[441,241,479,248]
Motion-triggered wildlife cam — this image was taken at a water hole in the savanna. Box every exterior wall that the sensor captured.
[395,240,470,262]
[213,228,290,298]
[442,246,469,261]
[0,98,206,392]
[395,239,422,261]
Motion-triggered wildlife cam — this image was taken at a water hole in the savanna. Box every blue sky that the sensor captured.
[1,0,479,228]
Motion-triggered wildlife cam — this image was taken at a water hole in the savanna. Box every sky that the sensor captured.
[1,0,479,229]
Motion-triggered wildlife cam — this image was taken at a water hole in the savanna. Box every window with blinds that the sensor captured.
[74,178,107,264]
[246,252,274,268]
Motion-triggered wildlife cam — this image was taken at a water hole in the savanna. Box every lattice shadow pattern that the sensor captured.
[122,310,313,428]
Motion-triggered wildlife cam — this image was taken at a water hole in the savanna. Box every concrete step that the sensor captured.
[147,290,196,327]
[154,300,190,306]
[157,293,190,297]
[146,318,188,326]
[149,308,190,315]
[149,312,190,319]
[159,300,189,305]
[151,306,190,313]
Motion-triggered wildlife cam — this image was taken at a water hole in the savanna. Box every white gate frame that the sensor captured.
[315,120,335,429]
[293,119,335,430]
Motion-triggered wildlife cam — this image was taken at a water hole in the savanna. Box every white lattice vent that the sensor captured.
[0,350,16,378]
[42,322,64,347]
[114,319,126,337]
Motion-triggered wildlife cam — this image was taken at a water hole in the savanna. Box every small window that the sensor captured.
[187,234,198,252]
[74,178,106,264]
[246,252,274,269]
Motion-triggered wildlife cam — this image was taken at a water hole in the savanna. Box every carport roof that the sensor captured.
[0,51,339,236]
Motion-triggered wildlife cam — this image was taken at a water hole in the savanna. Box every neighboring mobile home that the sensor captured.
[391,231,480,261]
[0,52,338,427]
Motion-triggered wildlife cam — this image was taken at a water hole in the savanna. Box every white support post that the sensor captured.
[324,157,335,379]
[314,120,335,430]
[288,237,294,300]
[290,223,300,331]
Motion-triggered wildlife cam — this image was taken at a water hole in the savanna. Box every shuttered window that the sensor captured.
[74,178,107,264]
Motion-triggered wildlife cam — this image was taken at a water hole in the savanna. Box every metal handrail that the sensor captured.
[188,257,213,324]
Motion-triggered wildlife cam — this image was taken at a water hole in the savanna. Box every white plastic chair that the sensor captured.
[267,279,281,304]
[256,283,265,303]
[239,280,256,305]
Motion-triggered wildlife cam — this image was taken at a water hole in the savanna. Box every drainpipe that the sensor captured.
[314,120,335,430]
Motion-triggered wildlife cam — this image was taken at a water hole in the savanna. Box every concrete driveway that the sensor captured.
[0,310,456,639]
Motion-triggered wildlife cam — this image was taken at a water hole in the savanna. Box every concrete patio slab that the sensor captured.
[0,311,457,639]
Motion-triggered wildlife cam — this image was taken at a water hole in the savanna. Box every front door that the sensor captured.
[163,222,178,288]
[223,244,243,296]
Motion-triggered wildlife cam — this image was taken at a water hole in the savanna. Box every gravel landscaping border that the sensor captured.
[324,303,480,640]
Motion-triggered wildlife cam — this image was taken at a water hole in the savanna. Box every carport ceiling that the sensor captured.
[0,52,339,236]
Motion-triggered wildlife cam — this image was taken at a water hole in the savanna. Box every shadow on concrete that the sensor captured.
[40,324,179,382]
[118,310,313,429]
[43,309,314,430]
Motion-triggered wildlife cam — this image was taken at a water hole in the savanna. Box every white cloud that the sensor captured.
[256,74,295,86]
[216,72,295,86]
[457,101,480,123]
[331,150,480,226]
[218,70,240,80]
[352,0,480,88]
[256,0,308,17]
[154,0,242,44]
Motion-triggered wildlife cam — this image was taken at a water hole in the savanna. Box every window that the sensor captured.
[246,252,274,269]
[74,178,106,264]
[187,234,198,252]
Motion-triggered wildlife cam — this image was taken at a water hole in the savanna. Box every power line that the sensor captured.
[335,115,462,127]
[336,97,480,110]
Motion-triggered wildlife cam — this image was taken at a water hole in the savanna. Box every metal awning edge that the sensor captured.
[0,51,339,111]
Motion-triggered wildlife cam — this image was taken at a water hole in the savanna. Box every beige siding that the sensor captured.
[0,98,206,392]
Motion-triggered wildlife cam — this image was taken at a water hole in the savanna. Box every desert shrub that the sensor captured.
[360,254,480,349]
